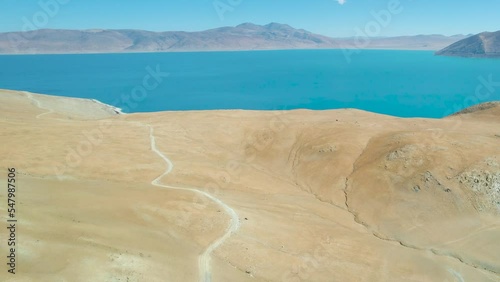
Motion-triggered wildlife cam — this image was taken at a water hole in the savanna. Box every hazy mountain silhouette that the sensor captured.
[0,23,466,54]
[436,31,500,58]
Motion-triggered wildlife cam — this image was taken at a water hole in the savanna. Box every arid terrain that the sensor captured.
[0,89,499,282]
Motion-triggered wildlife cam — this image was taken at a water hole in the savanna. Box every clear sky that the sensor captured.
[1,0,499,37]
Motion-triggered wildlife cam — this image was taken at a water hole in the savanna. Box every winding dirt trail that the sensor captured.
[24,91,55,119]
[25,90,241,281]
[147,125,240,282]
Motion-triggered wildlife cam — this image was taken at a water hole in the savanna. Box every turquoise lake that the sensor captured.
[0,50,499,118]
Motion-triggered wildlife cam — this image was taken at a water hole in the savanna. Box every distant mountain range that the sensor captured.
[0,23,467,54]
[436,31,500,58]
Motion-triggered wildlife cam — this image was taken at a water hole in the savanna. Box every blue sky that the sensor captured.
[0,0,499,37]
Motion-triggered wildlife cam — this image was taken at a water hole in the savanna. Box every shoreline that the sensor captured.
[0,48,438,56]
[3,89,498,119]
[91,99,125,115]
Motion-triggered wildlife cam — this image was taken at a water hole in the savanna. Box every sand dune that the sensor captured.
[0,90,499,281]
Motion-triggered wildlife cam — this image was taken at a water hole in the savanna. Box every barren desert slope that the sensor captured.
[0,89,499,282]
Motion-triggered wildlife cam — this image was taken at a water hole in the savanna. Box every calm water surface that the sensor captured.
[0,50,499,118]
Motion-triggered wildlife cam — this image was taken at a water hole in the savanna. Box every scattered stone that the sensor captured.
[413,185,421,192]
[314,144,337,153]
[386,145,420,164]
[459,170,500,213]
[424,171,432,182]
[423,171,442,187]
[485,158,499,167]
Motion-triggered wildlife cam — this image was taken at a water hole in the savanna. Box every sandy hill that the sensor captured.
[0,90,499,281]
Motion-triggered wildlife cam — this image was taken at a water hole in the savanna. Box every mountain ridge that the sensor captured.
[0,23,466,54]
[436,30,500,58]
